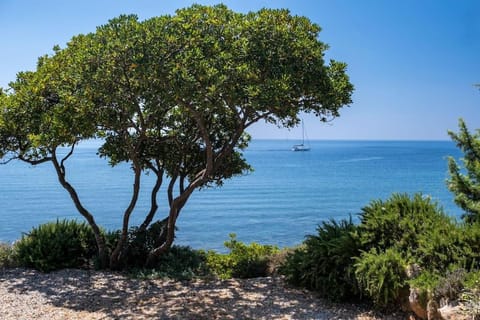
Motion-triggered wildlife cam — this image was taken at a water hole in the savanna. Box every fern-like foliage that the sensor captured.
[15,219,96,272]
[448,119,480,223]
[280,217,361,301]
[354,248,408,309]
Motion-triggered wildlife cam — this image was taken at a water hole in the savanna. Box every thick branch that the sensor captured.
[60,144,76,175]
[110,162,142,267]
[50,148,107,266]
[167,173,178,207]
[179,174,185,194]
[184,103,214,178]
[147,160,213,264]
[17,155,53,165]
[146,180,197,264]
[139,164,164,232]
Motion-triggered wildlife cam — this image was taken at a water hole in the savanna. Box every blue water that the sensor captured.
[0,140,463,251]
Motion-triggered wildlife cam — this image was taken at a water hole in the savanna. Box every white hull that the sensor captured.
[292,144,310,151]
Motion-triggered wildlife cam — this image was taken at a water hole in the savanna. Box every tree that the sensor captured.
[447,119,480,223]
[0,4,353,268]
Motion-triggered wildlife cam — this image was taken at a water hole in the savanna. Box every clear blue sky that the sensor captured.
[1,0,479,140]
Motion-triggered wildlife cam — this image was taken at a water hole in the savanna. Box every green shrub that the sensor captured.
[461,223,480,270]
[131,245,210,280]
[358,193,451,257]
[414,220,480,273]
[276,193,480,310]
[105,219,170,269]
[0,242,18,268]
[14,219,97,272]
[464,269,480,290]
[206,250,235,279]
[415,221,470,272]
[206,234,279,279]
[277,245,308,287]
[354,248,408,309]
[279,218,361,301]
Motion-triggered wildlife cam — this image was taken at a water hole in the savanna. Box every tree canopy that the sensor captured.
[0,4,353,268]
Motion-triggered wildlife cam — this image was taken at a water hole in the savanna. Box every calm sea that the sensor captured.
[0,140,463,251]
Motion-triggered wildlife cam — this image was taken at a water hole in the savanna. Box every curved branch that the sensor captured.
[139,164,164,232]
[60,144,76,174]
[167,173,178,207]
[183,102,214,179]
[17,155,52,165]
[110,162,142,267]
[50,148,107,266]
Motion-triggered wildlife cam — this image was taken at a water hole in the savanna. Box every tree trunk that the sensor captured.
[51,150,109,268]
[109,164,142,269]
[145,194,189,266]
[139,167,163,232]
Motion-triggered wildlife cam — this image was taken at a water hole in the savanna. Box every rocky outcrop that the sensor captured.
[408,288,473,320]
[403,263,476,320]
[437,304,470,320]
[408,288,428,319]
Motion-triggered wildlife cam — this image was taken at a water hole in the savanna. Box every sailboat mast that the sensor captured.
[302,121,305,145]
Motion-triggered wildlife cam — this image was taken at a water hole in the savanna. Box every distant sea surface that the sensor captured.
[0,140,463,251]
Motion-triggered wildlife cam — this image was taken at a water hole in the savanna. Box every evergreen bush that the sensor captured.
[15,219,97,272]
[415,222,476,272]
[354,248,408,309]
[358,193,451,257]
[279,193,480,309]
[280,217,361,301]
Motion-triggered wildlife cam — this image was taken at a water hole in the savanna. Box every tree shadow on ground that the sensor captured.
[0,268,405,319]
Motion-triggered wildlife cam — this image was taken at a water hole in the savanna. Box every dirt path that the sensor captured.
[0,268,406,319]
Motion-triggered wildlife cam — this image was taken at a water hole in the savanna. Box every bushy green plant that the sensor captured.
[15,219,97,272]
[464,270,480,290]
[415,221,471,272]
[358,193,451,257]
[107,219,170,269]
[354,248,408,309]
[206,234,279,279]
[131,245,210,280]
[0,242,18,268]
[277,245,308,287]
[461,223,480,269]
[413,221,480,274]
[279,218,361,301]
[206,250,235,279]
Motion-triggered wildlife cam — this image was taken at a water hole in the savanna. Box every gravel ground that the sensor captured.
[0,268,408,319]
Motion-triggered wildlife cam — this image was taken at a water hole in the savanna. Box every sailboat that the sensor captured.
[291,120,310,151]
